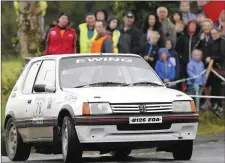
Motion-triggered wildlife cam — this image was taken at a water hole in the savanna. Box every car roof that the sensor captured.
[35,53,141,61]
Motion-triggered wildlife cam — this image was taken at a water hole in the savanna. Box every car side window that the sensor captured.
[23,61,42,94]
[34,60,56,89]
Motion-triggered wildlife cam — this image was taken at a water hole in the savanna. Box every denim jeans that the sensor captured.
[187,85,202,112]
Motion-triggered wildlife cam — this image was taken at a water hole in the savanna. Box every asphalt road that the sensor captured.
[2,133,225,163]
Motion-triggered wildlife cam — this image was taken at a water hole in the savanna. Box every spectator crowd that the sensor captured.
[42,1,225,114]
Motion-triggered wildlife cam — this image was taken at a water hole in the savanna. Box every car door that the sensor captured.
[17,60,42,141]
[27,60,56,141]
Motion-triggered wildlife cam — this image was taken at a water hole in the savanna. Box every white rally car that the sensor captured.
[4,54,198,163]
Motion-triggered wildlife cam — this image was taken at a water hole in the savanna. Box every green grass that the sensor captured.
[2,58,23,77]
[1,57,23,127]
[1,58,225,136]
[197,111,225,136]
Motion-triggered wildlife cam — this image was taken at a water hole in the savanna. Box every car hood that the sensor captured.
[63,87,192,103]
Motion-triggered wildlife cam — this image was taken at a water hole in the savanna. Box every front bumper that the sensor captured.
[74,113,199,143]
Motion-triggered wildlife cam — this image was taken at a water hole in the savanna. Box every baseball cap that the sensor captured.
[86,11,95,16]
[59,12,69,20]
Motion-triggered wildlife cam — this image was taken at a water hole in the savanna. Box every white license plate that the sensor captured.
[129,116,162,124]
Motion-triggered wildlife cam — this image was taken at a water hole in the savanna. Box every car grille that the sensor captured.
[111,103,172,114]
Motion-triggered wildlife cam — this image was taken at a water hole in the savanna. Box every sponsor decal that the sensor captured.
[51,31,57,36]
[176,94,183,97]
[94,96,101,99]
[33,98,45,124]
[13,86,18,91]
[76,57,133,63]
[69,34,73,37]
[64,94,77,103]
[11,93,16,98]
[47,97,52,109]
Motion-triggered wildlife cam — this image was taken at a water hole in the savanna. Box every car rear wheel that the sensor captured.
[111,148,132,160]
[172,140,193,160]
[62,116,83,163]
[1,129,7,156]
[5,118,31,161]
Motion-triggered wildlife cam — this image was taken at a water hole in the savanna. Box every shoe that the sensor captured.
[212,103,218,111]
[201,101,212,110]
[215,106,224,117]
[207,100,212,109]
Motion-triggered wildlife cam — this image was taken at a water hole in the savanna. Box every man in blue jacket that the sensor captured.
[155,48,176,83]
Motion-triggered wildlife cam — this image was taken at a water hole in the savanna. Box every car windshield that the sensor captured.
[59,56,163,88]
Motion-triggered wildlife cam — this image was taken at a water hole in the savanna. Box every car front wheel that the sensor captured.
[5,118,31,161]
[172,140,193,160]
[62,116,83,163]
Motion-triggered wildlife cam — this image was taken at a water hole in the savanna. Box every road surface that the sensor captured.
[2,133,224,163]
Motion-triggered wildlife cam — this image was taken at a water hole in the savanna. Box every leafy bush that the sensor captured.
[1,58,22,127]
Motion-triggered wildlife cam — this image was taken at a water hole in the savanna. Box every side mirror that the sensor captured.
[33,84,56,93]
[45,85,56,93]
[34,84,46,92]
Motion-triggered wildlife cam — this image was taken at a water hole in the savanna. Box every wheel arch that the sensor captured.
[57,105,75,128]
[4,112,15,130]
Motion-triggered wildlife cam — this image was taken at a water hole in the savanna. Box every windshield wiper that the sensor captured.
[129,81,164,87]
[74,82,129,88]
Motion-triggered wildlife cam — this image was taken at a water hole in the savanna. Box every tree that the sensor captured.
[18,1,42,58]
[113,1,180,28]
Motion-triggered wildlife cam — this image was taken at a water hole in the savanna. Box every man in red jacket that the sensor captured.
[44,12,77,55]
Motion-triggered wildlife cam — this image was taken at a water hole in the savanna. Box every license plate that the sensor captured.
[129,116,162,124]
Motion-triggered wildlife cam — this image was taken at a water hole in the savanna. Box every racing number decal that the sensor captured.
[34,101,44,118]
[33,100,44,124]
[36,101,43,116]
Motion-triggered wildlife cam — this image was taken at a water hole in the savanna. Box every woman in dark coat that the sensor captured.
[171,11,185,39]
[175,20,201,79]
[142,13,165,48]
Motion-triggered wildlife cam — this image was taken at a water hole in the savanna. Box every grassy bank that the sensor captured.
[197,111,225,136]
[1,58,224,135]
[1,57,23,126]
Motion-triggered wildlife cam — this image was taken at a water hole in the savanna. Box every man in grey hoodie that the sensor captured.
[157,7,177,46]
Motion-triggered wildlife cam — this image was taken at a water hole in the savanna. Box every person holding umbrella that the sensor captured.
[202,1,225,37]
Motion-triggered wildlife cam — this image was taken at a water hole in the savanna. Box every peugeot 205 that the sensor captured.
[4,54,198,163]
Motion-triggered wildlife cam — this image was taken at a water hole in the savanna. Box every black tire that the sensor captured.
[172,140,193,160]
[111,148,132,160]
[62,116,83,163]
[1,129,7,156]
[5,118,31,161]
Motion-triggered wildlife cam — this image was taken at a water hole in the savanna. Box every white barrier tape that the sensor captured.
[167,70,206,86]
[190,95,225,99]
[167,68,225,86]
[211,69,225,82]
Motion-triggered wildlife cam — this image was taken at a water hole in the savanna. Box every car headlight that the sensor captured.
[82,103,112,115]
[172,101,196,112]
